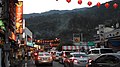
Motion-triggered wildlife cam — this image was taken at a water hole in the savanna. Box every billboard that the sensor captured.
[73,33,80,43]
[16,1,23,34]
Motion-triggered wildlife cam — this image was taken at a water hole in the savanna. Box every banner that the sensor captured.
[16,1,23,34]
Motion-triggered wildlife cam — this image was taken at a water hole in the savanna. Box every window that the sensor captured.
[104,55,119,64]
[92,50,99,54]
[100,49,113,54]
[74,54,88,57]
[39,53,50,56]
[88,51,91,54]
[96,55,119,64]
[96,55,107,63]
[67,55,73,58]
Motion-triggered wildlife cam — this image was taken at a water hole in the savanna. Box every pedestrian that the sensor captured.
[22,49,25,60]
[28,51,31,60]
[25,52,27,60]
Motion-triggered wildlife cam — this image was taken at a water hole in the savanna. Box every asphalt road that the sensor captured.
[26,60,64,67]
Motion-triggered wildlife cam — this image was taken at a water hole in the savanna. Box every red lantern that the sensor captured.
[88,1,92,6]
[78,0,82,5]
[66,0,71,3]
[96,2,101,8]
[113,3,118,9]
[105,3,110,8]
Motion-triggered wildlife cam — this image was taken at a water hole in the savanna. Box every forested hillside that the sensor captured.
[24,0,120,42]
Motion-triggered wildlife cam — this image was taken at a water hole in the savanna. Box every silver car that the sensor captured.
[64,52,89,67]
[35,52,53,66]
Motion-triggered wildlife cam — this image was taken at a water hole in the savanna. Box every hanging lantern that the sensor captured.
[66,0,71,3]
[78,0,82,5]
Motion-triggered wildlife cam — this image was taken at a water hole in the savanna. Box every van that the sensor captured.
[88,48,114,60]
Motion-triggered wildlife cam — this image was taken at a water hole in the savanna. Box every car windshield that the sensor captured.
[56,53,61,56]
[39,53,50,56]
[92,50,99,54]
[62,52,71,56]
[74,54,88,57]
[100,49,113,54]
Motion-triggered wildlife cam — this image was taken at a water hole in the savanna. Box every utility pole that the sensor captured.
[81,33,83,42]
[3,0,10,67]
[99,24,105,48]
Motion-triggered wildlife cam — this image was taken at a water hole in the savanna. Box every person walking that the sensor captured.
[28,51,31,60]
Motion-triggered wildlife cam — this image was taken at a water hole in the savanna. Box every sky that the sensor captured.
[21,0,112,14]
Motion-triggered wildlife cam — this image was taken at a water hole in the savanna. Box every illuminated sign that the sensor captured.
[16,1,23,34]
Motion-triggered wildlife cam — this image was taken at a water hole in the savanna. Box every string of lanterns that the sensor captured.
[36,39,60,44]
[56,0,118,9]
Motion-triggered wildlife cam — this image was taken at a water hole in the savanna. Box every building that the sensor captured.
[96,24,120,51]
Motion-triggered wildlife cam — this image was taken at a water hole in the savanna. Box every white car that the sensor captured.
[64,52,89,67]
[88,48,114,60]
[35,52,53,66]
[55,52,62,61]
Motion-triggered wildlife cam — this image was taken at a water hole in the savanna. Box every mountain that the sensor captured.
[24,0,120,43]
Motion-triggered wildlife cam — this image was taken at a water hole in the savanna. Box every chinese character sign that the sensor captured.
[16,1,23,34]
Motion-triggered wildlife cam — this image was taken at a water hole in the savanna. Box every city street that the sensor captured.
[1,0,120,67]
[25,59,64,67]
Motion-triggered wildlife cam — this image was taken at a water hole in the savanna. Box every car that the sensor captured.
[50,51,57,60]
[55,52,62,61]
[34,52,53,66]
[64,52,89,67]
[88,48,114,60]
[87,53,120,67]
[117,51,120,54]
[59,51,72,64]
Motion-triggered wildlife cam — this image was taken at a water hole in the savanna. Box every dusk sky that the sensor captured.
[21,0,112,14]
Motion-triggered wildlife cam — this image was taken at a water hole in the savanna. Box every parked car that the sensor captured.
[87,53,120,67]
[64,52,89,67]
[34,52,53,66]
[59,51,72,64]
[88,48,114,60]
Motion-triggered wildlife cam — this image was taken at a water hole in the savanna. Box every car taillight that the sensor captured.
[73,59,78,63]
[71,57,78,63]
[88,59,92,63]
[80,56,83,58]
[63,53,66,57]
[34,53,38,56]
[37,56,41,60]
[49,57,53,60]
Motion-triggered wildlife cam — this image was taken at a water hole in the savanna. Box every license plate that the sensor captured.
[43,58,47,60]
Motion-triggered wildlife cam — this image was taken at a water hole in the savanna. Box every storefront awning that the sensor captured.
[108,38,120,47]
